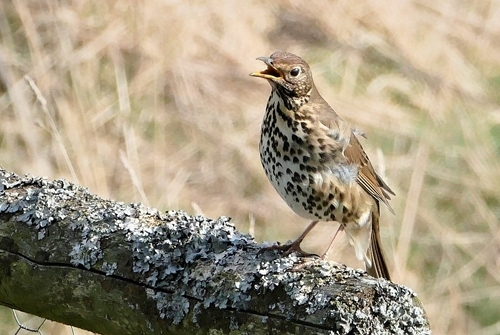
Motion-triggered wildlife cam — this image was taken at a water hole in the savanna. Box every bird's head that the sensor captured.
[250,51,314,110]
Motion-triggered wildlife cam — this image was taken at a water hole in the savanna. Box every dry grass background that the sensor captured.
[0,0,499,334]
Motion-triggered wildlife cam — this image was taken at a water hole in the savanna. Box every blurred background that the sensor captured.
[1,0,499,334]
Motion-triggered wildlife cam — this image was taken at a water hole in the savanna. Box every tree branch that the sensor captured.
[0,167,430,334]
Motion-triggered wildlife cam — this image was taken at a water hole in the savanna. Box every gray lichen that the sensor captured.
[0,168,431,334]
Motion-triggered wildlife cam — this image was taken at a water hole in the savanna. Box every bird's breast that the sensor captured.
[259,92,360,221]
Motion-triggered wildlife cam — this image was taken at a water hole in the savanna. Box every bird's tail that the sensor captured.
[366,210,391,280]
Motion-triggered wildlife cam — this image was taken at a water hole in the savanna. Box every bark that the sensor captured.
[0,167,430,335]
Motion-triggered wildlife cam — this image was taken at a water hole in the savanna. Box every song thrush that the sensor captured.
[250,51,395,280]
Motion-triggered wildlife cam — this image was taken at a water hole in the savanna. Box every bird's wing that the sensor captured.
[315,103,395,212]
[344,133,395,213]
[307,90,395,212]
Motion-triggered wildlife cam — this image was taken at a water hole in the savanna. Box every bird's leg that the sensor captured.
[321,224,344,259]
[292,223,345,271]
[259,220,320,257]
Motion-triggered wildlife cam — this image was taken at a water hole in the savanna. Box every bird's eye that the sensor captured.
[290,67,301,77]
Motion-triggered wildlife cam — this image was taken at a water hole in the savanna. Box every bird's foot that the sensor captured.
[258,240,318,258]
[320,224,344,259]
[292,257,324,271]
[320,249,333,260]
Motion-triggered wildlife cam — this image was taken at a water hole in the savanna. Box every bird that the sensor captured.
[250,51,395,280]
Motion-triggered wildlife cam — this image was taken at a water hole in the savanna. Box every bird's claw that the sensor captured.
[258,241,318,258]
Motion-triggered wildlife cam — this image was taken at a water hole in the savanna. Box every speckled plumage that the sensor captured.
[251,51,395,280]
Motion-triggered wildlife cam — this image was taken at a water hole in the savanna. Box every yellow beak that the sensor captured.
[250,56,282,79]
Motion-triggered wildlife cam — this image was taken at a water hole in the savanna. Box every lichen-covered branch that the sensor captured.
[0,168,430,335]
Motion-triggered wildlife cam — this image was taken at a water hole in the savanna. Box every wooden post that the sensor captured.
[0,168,430,335]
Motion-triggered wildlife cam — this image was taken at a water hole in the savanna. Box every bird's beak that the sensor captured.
[250,57,282,80]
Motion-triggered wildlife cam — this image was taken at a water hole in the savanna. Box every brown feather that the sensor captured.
[344,133,395,213]
[311,88,395,213]
[366,207,391,280]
